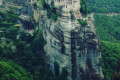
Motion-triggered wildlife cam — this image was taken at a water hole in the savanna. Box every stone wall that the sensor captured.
[54,0,80,12]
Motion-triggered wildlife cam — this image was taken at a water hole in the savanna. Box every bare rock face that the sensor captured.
[40,0,104,80]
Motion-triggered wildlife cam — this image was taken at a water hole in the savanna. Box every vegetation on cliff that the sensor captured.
[77,19,87,26]
[38,0,58,21]
[80,0,91,16]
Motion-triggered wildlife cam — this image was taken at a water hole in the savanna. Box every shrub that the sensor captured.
[77,19,87,26]
[80,0,87,16]
[52,13,58,22]
[42,1,58,21]
[38,0,45,7]
[6,26,19,40]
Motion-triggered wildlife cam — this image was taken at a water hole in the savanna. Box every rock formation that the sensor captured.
[41,0,104,80]
[0,0,104,80]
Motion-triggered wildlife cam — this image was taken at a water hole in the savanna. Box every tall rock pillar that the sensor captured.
[41,0,104,80]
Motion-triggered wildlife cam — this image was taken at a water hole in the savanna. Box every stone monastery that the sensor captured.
[54,0,80,12]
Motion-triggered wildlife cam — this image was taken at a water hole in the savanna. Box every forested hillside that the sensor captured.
[0,11,44,80]
[95,14,120,80]
[86,0,120,13]
[94,14,120,42]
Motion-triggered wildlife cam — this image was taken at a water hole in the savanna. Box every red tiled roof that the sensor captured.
[77,14,82,17]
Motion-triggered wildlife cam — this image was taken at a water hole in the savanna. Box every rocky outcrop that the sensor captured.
[40,0,104,80]
[0,0,104,80]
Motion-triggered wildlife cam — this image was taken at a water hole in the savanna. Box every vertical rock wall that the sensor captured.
[41,13,104,80]
[41,0,104,80]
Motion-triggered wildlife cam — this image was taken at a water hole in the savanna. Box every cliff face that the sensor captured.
[42,15,104,80]
[0,0,104,80]
[41,0,104,80]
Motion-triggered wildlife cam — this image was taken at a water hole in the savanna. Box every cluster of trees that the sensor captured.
[101,41,120,80]
[0,11,38,80]
[0,60,33,80]
[0,8,19,23]
[80,0,91,16]
[38,0,58,21]
[77,19,87,26]
[94,14,120,80]
[94,14,120,41]
[94,14,120,42]
[86,0,120,13]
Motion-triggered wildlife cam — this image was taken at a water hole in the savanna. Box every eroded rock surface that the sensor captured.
[40,0,104,80]
[0,0,104,80]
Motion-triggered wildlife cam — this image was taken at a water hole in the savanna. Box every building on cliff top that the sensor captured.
[54,0,80,12]
[0,0,3,5]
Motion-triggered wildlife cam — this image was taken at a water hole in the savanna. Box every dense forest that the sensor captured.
[0,10,46,80]
[94,14,120,80]
[86,0,120,13]
[94,14,120,42]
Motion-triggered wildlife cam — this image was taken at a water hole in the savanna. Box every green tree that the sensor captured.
[101,41,120,80]
[0,60,33,80]
[77,19,87,26]
[6,26,19,41]
[52,13,58,22]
